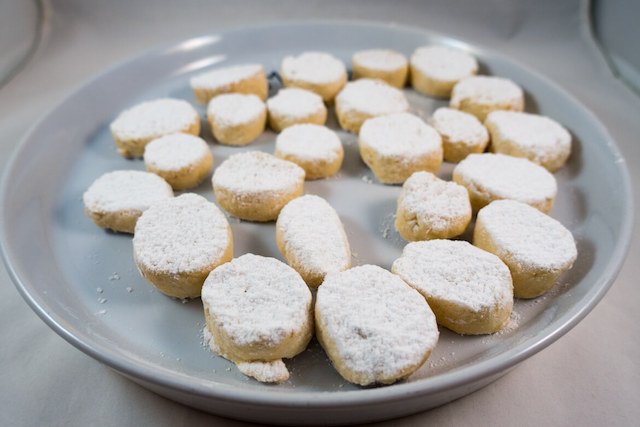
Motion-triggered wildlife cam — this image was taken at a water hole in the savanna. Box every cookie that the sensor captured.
[392,240,513,334]
[315,265,439,386]
[410,45,478,98]
[351,49,408,88]
[450,76,524,121]
[431,107,489,162]
[190,63,268,103]
[206,93,266,146]
[358,112,443,183]
[143,133,213,190]
[274,124,343,180]
[110,98,200,157]
[132,193,233,298]
[266,87,327,132]
[281,52,348,104]
[395,171,471,241]
[83,170,173,233]
[212,151,305,221]
[473,200,577,298]
[276,195,351,289]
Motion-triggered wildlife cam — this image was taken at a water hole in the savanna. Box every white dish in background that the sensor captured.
[0,22,633,425]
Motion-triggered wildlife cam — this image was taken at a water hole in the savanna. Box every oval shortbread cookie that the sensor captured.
[143,133,213,190]
[351,49,408,88]
[110,98,200,157]
[410,45,478,98]
[212,151,305,222]
[395,171,471,241]
[266,87,327,132]
[358,112,443,184]
[450,76,524,121]
[431,107,489,162]
[83,170,174,233]
[274,124,344,180]
[315,265,439,386]
[276,195,351,288]
[392,240,513,335]
[190,63,268,103]
[452,153,557,213]
[132,193,233,298]
[281,52,348,104]
[473,200,577,299]
[485,110,572,172]
[335,78,410,134]
[206,93,266,146]
[202,254,313,383]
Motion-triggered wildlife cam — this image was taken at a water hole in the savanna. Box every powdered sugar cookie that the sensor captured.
[351,49,408,88]
[281,52,348,104]
[315,265,438,386]
[410,45,478,98]
[276,195,351,288]
[485,110,572,172]
[206,93,266,146]
[274,124,343,180]
[133,193,233,298]
[212,151,305,221]
[474,200,577,298]
[450,76,524,121]
[335,78,410,133]
[431,107,489,162]
[83,170,173,233]
[110,98,200,157]
[143,133,213,190]
[202,254,313,383]
[452,153,557,213]
[358,112,443,184]
[266,88,327,132]
[395,171,471,241]
[190,63,268,103]
[392,240,513,334]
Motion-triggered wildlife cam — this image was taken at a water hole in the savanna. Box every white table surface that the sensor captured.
[1,1,638,425]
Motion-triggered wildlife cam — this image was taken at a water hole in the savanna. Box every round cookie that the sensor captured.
[351,49,408,88]
[110,98,200,157]
[395,171,471,241]
[190,63,268,103]
[335,78,410,134]
[274,124,344,180]
[485,110,572,172]
[132,193,233,298]
[392,240,513,335]
[410,45,478,98]
[452,153,557,213]
[266,88,327,132]
[276,195,351,289]
[431,107,489,162]
[212,151,305,222]
[83,170,173,233]
[202,253,313,383]
[473,200,577,299]
[358,112,443,184]
[315,265,439,386]
[280,52,348,104]
[206,93,266,146]
[143,133,213,190]
[450,76,525,121]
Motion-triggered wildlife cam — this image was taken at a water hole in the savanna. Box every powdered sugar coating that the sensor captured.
[267,88,325,120]
[143,133,211,172]
[450,76,524,120]
[353,49,408,72]
[190,64,263,91]
[133,193,232,274]
[207,93,266,127]
[359,112,442,157]
[276,195,351,288]
[281,52,347,85]
[392,240,512,311]
[83,170,173,213]
[336,78,409,116]
[485,110,572,171]
[110,98,199,142]
[410,46,478,82]
[316,265,438,385]
[431,107,489,161]
[476,200,577,272]
[275,124,343,162]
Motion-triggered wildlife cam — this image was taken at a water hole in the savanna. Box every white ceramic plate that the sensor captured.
[0,22,633,425]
